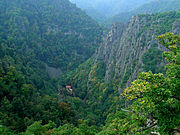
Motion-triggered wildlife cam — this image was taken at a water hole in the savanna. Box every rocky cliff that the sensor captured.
[63,11,180,123]
[94,11,180,93]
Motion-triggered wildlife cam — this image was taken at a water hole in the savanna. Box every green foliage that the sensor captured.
[17,120,100,135]
[0,124,14,135]
[63,59,120,125]
[142,47,164,73]
[97,111,150,135]
[121,33,180,134]
[0,0,104,133]
[154,11,180,35]
[0,66,75,133]
[0,0,103,95]
[24,121,47,135]
[52,120,100,135]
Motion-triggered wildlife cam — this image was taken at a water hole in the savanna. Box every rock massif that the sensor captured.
[64,12,180,121]
[94,12,180,92]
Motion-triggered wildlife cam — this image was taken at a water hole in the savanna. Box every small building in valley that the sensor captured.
[65,85,73,95]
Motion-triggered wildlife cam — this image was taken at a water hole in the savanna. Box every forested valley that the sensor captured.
[0,0,179,135]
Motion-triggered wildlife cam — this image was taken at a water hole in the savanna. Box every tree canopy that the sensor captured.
[121,33,180,134]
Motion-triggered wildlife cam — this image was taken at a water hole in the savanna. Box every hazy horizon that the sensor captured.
[69,0,153,17]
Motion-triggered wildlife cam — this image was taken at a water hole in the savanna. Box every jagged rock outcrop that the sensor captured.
[93,12,180,94]
[173,19,180,34]
[94,23,125,82]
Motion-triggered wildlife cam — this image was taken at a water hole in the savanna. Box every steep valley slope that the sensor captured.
[0,0,103,132]
[0,0,103,94]
[64,11,180,124]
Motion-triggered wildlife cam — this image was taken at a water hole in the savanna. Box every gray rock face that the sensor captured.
[45,64,63,78]
[172,19,180,34]
[92,13,180,94]
[94,23,125,82]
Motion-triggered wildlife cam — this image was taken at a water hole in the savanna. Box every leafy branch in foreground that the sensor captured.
[122,33,180,134]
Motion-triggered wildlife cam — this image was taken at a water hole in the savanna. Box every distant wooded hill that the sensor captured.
[105,0,180,27]
[70,0,152,23]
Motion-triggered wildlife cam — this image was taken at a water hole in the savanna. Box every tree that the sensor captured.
[122,33,180,134]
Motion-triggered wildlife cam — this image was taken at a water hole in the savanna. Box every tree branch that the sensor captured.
[171,129,180,134]
[121,109,147,117]
[170,96,180,101]
[136,95,143,99]
[135,122,157,133]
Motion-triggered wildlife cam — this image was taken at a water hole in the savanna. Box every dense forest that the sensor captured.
[0,0,180,135]
[0,0,104,94]
[0,0,103,133]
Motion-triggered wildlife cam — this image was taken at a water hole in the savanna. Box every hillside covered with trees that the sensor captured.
[0,0,103,94]
[0,0,103,133]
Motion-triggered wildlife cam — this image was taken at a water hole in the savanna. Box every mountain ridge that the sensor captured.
[106,0,180,26]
